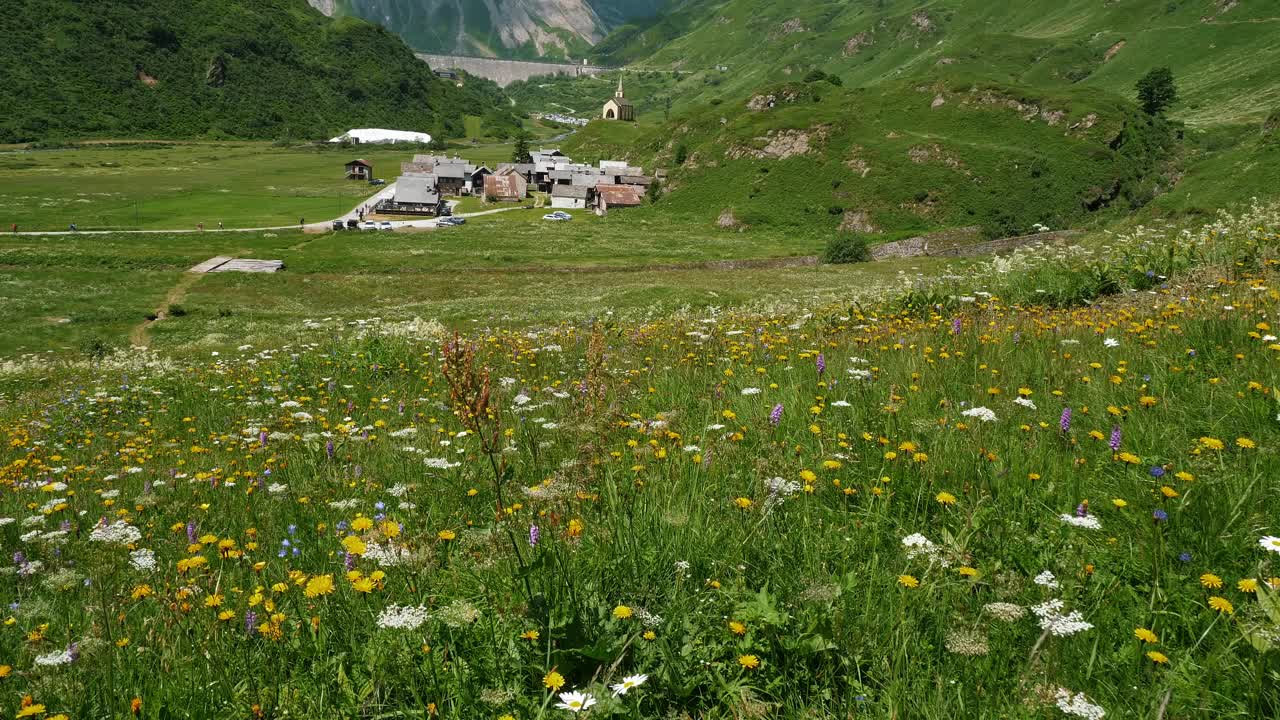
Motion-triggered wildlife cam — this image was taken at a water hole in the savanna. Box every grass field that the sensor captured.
[0,207,955,357]
[0,136,600,232]
[0,201,1278,719]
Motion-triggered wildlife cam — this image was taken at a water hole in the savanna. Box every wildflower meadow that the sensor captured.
[2,204,1280,719]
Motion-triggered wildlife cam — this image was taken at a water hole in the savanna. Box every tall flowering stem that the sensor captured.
[441,332,532,599]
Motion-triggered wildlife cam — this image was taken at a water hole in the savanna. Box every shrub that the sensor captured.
[823,234,872,264]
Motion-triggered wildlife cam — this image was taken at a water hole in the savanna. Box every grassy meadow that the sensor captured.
[0,203,957,357]
[0,136,593,232]
[1,202,1279,719]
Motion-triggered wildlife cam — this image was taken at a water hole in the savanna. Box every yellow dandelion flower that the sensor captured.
[351,517,373,532]
[351,577,376,593]
[520,630,540,641]
[1117,452,1140,465]
[1200,573,1223,589]
[799,469,817,482]
[1200,437,1224,451]
[304,574,335,598]
[1146,650,1169,665]
[728,620,747,635]
[543,670,565,690]
[935,491,957,505]
[734,497,753,510]
[1236,438,1256,449]
[738,654,761,670]
[1112,498,1128,508]
[1238,578,1259,593]
[897,574,920,588]
[437,530,456,541]
[341,535,367,556]
[612,605,633,620]
[642,630,657,641]
[1161,486,1179,498]
[1134,628,1158,644]
[1208,596,1234,614]
[957,566,979,577]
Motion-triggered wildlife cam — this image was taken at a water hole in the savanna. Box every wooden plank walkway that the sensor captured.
[188,256,233,273]
[188,257,284,274]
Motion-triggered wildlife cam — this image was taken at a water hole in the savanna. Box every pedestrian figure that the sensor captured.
[218,221,224,230]
[299,217,305,227]
[69,223,77,232]
[198,222,204,231]
[10,223,16,233]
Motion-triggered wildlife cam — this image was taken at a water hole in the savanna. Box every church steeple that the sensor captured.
[616,76,625,98]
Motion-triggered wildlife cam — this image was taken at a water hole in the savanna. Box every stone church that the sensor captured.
[602,77,635,121]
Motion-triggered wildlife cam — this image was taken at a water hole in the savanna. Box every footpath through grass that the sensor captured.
[0,203,1278,719]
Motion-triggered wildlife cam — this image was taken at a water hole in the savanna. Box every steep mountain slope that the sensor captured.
[595,0,1280,127]
[311,0,663,59]
[0,0,519,143]
[549,0,1280,239]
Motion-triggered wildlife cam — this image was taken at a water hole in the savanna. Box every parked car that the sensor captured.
[439,205,453,217]
[331,220,344,231]
[442,217,466,226]
[379,221,393,231]
[542,211,572,221]
[369,178,386,186]
[363,221,377,231]
[346,219,359,230]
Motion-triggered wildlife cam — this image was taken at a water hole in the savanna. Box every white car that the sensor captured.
[542,211,572,221]
[379,221,393,231]
[362,221,377,231]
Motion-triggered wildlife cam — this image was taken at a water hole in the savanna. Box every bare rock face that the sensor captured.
[747,94,777,111]
[717,208,741,229]
[777,18,807,36]
[843,31,875,57]
[908,144,968,175]
[728,127,829,160]
[313,0,605,57]
[839,210,878,234]
[1202,0,1239,22]
[306,0,338,15]
[1103,40,1126,62]
[931,94,946,109]
[911,10,934,31]
[845,147,872,177]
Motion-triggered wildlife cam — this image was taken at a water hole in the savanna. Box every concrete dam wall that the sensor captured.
[417,54,611,87]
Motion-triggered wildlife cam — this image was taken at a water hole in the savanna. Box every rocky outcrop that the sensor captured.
[845,147,872,177]
[839,210,879,234]
[728,127,829,160]
[907,144,968,174]
[717,208,743,229]
[775,18,807,37]
[842,31,874,57]
[1103,40,1126,62]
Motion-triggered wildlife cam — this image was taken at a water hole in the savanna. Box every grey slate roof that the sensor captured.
[551,185,591,198]
[395,175,441,205]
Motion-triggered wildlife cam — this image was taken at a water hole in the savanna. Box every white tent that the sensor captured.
[329,128,432,145]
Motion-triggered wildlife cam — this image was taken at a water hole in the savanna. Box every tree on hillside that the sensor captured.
[511,131,533,164]
[1136,68,1178,115]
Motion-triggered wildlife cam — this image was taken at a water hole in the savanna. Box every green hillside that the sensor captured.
[594,0,1280,128]
[0,0,519,143]
[551,0,1280,238]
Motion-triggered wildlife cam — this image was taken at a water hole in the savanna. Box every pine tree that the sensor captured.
[1136,68,1177,115]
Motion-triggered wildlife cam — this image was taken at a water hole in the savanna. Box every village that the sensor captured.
[334,79,651,231]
